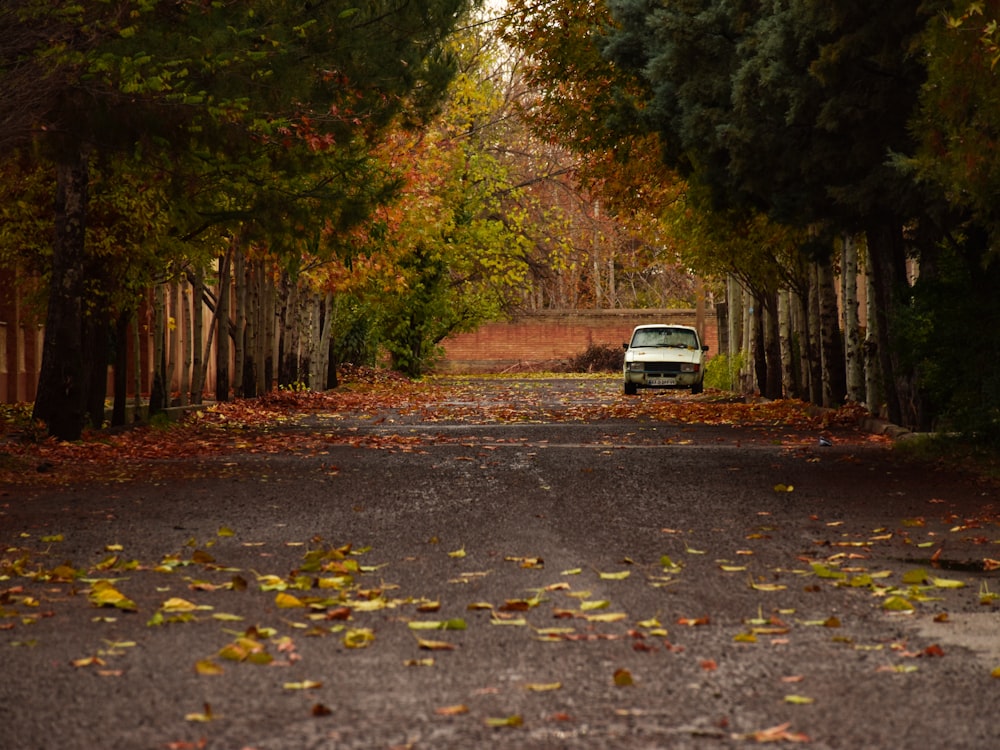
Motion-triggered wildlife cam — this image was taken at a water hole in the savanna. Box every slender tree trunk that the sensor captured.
[807,264,823,405]
[166,280,179,406]
[280,274,301,387]
[263,271,276,394]
[752,294,767,396]
[763,291,782,399]
[817,256,847,407]
[132,309,142,419]
[148,284,167,416]
[866,220,913,426]
[215,245,232,403]
[842,234,865,403]
[191,266,205,405]
[864,250,882,415]
[180,278,191,407]
[777,289,795,398]
[33,151,89,440]
[242,259,259,399]
[234,248,246,398]
[112,311,129,426]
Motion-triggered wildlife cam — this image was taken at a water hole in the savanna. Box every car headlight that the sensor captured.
[680,363,699,373]
[627,362,644,372]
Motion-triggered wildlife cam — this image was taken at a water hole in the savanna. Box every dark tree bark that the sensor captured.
[32,152,88,440]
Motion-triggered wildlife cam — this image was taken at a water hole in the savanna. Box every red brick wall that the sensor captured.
[439,309,719,373]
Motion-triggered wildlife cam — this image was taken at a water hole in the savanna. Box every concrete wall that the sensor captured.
[439,308,720,373]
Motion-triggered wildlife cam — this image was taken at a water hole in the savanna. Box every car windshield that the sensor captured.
[631,328,697,349]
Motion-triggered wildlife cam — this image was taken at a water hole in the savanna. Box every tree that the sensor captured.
[0,0,473,438]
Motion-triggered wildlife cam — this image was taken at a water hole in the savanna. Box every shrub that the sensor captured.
[703,352,743,392]
[563,343,625,373]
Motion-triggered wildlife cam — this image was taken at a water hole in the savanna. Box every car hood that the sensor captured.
[626,346,703,363]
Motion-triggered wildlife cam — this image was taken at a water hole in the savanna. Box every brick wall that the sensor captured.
[439,309,720,373]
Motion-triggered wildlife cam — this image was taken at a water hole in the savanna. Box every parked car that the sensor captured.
[622,324,709,395]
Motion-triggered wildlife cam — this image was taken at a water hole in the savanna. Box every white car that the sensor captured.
[622,324,708,395]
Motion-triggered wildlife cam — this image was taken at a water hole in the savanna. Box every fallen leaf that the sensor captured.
[435,705,469,716]
[195,660,224,676]
[484,715,523,728]
[524,682,562,692]
[613,668,634,687]
[284,680,323,690]
[417,637,455,651]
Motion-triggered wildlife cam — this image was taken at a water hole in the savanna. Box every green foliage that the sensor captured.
[704,352,744,393]
[895,235,1000,442]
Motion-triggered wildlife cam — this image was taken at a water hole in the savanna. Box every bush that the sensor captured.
[562,343,625,373]
[703,352,743,392]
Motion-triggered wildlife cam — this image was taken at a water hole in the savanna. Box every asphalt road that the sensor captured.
[2,378,999,749]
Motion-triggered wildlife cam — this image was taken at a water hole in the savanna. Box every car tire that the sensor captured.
[624,381,638,396]
[690,380,703,395]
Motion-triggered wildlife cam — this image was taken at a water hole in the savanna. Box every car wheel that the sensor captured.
[624,381,638,396]
[690,380,703,395]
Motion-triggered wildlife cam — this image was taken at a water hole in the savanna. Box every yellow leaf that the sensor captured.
[525,682,562,692]
[580,599,610,611]
[161,597,199,612]
[195,660,224,676]
[404,658,435,667]
[586,612,627,623]
[343,628,375,649]
[484,715,523,727]
[185,703,214,722]
[284,680,323,690]
[211,613,244,622]
[598,571,630,580]
[448,548,467,558]
[217,526,235,537]
[417,637,455,651]
[784,695,815,704]
[275,592,305,608]
[931,577,966,589]
[72,656,106,668]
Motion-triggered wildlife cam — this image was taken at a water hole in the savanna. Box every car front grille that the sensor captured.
[641,362,682,375]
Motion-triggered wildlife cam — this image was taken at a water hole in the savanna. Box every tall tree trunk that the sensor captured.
[806,264,823,405]
[279,273,301,387]
[148,284,167,416]
[84,312,109,428]
[763,291,782,399]
[817,256,847,407]
[866,220,914,427]
[842,234,865,403]
[132,309,142,419]
[166,280,179,406]
[263,271,276,394]
[191,266,205,405]
[777,289,796,398]
[242,259,259,399]
[864,250,882,415]
[215,245,232,403]
[234,247,246,398]
[112,311,129,426]
[180,278,191,407]
[752,293,767,396]
[33,151,89,440]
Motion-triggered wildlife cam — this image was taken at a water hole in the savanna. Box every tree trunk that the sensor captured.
[33,151,89,440]
[817,256,847,408]
[242,259,259,399]
[111,311,129,426]
[180,278,191,407]
[864,250,882,415]
[777,289,795,398]
[84,311,110,429]
[166,280,179,406]
[132,309,142,419]
[148,284,167,416]
[215,246,232,403]
[234,247,246,398]
[806,264,823,405]
[752,294,767,396]
[263,271,276,394]
[763,291,782,399]
[279,273,301,387]
[842,234,865,403]
[866,220,914,427]
[191,266,205,405]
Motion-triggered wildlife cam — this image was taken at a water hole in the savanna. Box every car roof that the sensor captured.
[631,324,697,332]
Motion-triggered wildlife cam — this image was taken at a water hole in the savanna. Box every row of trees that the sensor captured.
[1,1,703,441]
[503,0,1000,438]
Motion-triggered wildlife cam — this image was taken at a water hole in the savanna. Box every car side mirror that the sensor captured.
[702,345,709,352]
[622,343,629,351]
